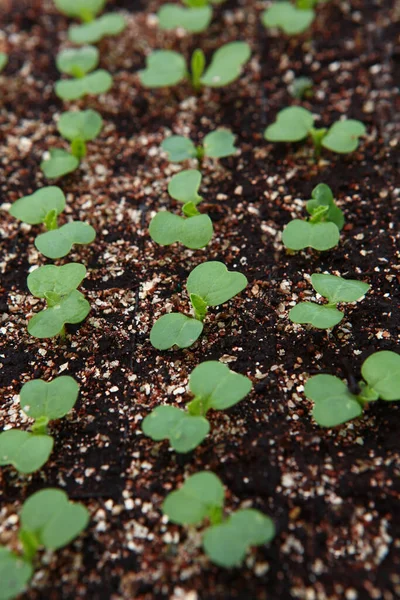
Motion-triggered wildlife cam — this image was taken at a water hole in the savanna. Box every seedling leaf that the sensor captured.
[361,351,400,401]
[0,430,54,474]
[264,106,314,142]
[203,129,237,158]
[158,4,212,32]
[149,212,213,249]
[0,547,33,600]
[68,14,126,44]
[35,222,96,258]
[139,50,187,88]
[304,374,362,427]
[20,376,79,421]
[9,187,66,225]
[311,273,370,303]
[163,471,224,525]
[56,46,99,77]
[168,169,202,205]
[262,2,315,35]
[58,109,103,141]
[142,406,209,453]
[306,183,344,230]
[200,42,251,87]
[150,313,203,350]
[28,290,90,338]
[189,361,252,411]
[186,261,247,306]
[55,69,112,100]
[41,149,79,179]
[289,302,343,329]
[161,135,197,162]
[322,120,366,154]
[20,488,89,550]
[282,220,339,251]
[54,0,105,19]
[27,263,86,298]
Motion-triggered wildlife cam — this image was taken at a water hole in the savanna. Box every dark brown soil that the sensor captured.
[0,1,399,599]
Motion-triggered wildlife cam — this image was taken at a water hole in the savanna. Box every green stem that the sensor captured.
[208,506,223,526]
[71,138,86,160]
[196,145,204,169]
[19,530,39,562]
[190,49,205,92]
[31,416,49,435]
[309,127,327,159]
[187,396,207,417]
[43,209,58,231]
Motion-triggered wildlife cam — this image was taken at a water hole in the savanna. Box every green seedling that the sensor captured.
[55,49,112,101]
[0,488,89,600]
[289,273,370,329]
[150,261,247,349]
[262,1,328,35]
[304,351,400,427]
[56,45,99,77]
[9,186,96,258]
[68,13,126,44]
[158,3,212,33]
[163,472,275,567]
[27,263,90,339]
[289,76,313,99]
[0,376,79,474]
[142,361,252,452]
[0,52,8,72]
[162,129,237,165]
[282,183,344,251]
[139,42,251,90]
[41,109,103,178]
[264,107,366,156]
[54,0,105,21]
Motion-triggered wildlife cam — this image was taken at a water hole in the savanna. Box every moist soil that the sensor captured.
[0,1,399,599]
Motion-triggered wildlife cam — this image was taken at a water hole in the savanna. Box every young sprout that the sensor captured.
[139,42,251,91]
[0,488,89,599]
[289,273,370,329]
[282,183,344,251]
[27,263,90,339]
[0,52,8,72]
[55,47,112,100]
[142,361,252,452]
[54,0,106,21]
[289,76,313,99]
[163,472,275,567]
[149,169,213,249]
[68,13,126,44]
[264,107,366,156]
[162,129,237,165]
[304,351,400,427]
[158,2,213,33]
[262,0,327,35]
[41,109,103,178]
[150,261,247,349]
[0,376,79,474]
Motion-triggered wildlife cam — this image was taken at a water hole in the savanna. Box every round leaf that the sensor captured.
[201,41,251,87]
[306,183,345,230]
[41,149,79,179]
[289,302,343,329]
[168,169,202,205]
[186,261,248,307]
[9,187,65,225]
[304,374,363,427]
[261,2,315,35]
[28,290,90,339]
[311,273,370,303]
[189,361,252,411]
[158,4,212,32]
[361,351,400,401]
[282,220,339,251]
[68,14,126,44]
[264,106,314,142]
[322,120,366,154]
[0,430,54,474]
[27,263,86,298]
[0,547,33,600]
[139,50,187,88]
[149,212,213,249]
[150,313,203,350]
[55,69,112,100]
[203,129,237,158]
[161,135,197,162]
[142,406,209,453]
[35,221,96,259]
[56,46,99,77]
[58,109,103,142]
[20,376,79,421]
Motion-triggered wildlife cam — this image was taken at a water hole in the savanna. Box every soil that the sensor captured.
[0,0,399,599]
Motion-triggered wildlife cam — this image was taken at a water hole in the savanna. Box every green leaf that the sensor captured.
[168,169,202,205]
[41,149,80,179]
[201,41,251,87]
[35,221,96,259]
[28,290,90,338]
[186,261,247,307]
[27,263,86,298]
[203,509,275,567]
[189,361,252,411]
[264,106,314,142]
[322,120,366,154]
[361,351,400,401]
[0,52,8,73]
[139,50,187,88]
[55,69,112,100]
[150,313,203,350]
[289,302,343,329]
[282,220,339,251]
[54,0,105,19]
[261,2,315,35]
[0,430,54,474]
[158,4,212,32]
[203,129,237,158]
[9,186,65,225]
[20,488,89,550]
[306,183,344,230]
[56,46,99,77]
[311,273,370,303]
[304,374,363,427]
[161,135,197,162]
[163,471,224,525]
[0,547,33,600]
[58,109,103,142]
[149,212,213,249]
[20,376,79,421]
[142,406,210,453]
[68,14,126,44]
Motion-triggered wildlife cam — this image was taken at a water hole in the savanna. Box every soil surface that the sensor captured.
[0,1,399,599]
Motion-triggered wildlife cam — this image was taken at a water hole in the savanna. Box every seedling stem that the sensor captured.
[309,127,327,157]
[71,137,87,160]
[19,530,40,562]
[190,48,206,92]
[44,209,59,231]
[31,416,50,435]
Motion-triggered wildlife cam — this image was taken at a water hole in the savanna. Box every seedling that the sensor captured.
[68,13,126,44]
[304,351,400,427]
[162,129,237,165]
[55,47,112,100]
[142,361,252,452]
[9,186,96,258]
[158,2,213,33]
[0,376,79,474]
[27,263,90,339]
[139,42,251,90]
[0,52,8,72]
[264,107,366,156]
[150,261,247,349]
[289,76,313,99]
[163,472,275,567]
[41,109,103,178]
[54,0,105,21]
[282,183,344,251]
[262,1,328,35]
[289,273,370,329]
[0,488,89,599]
